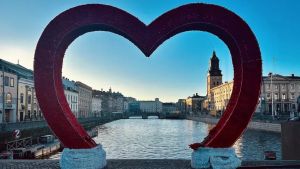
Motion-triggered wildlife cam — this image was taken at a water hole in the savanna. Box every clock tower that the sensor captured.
[207,51,222,95]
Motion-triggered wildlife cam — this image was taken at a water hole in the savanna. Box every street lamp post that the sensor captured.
[260,97,265,115]
[271,73,274,120]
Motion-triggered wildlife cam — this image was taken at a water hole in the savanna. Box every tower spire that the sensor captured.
[212,50,217,58]
[208,51,222,76]
[207,51,223,96]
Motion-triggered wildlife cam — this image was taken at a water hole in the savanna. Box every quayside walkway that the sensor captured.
[1,159,300,169]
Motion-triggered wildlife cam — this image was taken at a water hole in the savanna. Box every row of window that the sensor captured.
[211,90,232,96]
[212,81,220,86]
[20,93,32,104]
[266,93,296,100]
[3,76,15,87]
[265,83,298,90]
[66,94,77,102]
[69,103,78,111]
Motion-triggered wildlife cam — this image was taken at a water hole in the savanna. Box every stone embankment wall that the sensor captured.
[0,117,119,151]
[187,116,281,133]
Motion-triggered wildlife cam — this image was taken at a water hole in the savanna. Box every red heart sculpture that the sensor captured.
[34,3,261,149]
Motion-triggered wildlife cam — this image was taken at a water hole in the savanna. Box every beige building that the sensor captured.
[209,81,233,115]
[18,78,41,121]
[93,88,125,114]
[139,98,162,113]
[186,93,206,114]
[76,81,92,118]
[1,59,40,123]
[260,73,300,115]
[0,71,18,123]
[205,51,226,115]
[205,52,300,116]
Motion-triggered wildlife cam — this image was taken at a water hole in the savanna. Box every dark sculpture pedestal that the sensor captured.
[281,121,300,160]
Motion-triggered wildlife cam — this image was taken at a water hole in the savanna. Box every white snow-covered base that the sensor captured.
[191,147,241,169]
[60,144,106,169]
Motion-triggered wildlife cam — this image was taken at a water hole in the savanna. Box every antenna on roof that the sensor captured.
[17,59,19,65]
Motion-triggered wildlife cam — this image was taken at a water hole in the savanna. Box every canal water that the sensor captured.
[49,117,281,160]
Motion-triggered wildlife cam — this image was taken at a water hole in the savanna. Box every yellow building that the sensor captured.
[186,93,206,114]
[209,81,233,115]
[206,52,233,116]
[206,52,300,116]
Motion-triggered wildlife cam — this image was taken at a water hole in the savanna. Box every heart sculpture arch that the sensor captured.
[34,3,261,149]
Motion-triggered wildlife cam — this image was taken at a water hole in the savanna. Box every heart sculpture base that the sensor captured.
[60,145,106,169]
[191,147,241,169]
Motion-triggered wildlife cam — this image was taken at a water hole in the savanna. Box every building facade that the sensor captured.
[113,96,124,113]
[0,71,18,123]
[162,103,177,113]
[209,81,233,115]
[176,99,187,113]
[63,77,79,117]
[1,59,34,123]
[93,88,125,114]
[205,52,300,116]
[123,97,137,113]
[260,73,300,115]
[76,81,92,118]
[64,89,79,118]
[92,96,102,117]
[139,98,162,113]
[18,78,41,121]
[128,102,140,115]
[186,93,206,114]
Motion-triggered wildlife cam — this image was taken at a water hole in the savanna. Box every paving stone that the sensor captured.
[1,159,300,169]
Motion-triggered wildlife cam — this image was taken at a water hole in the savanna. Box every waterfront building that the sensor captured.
[162,102,177,113]
[128,101,140,115]
[93,88,125,114]
[1,59,34,123]
[92,96,102,117]
[209,81,233,116]
[123,97,136,113]
[18,78,41,121]
[123,100,128,113]
[0,71,18,123]
[97,89,113,113]
[63,77,79,118]
[113,96,124,113]
[139,98,162,113]
[186,93,206,114]
[76,81,92,118]
[176,99,187,113]
[260,73,300,115]
[205,52,300,116]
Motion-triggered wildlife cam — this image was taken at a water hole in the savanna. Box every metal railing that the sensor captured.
[6,137,32,151]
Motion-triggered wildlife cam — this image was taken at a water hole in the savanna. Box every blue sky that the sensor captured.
[1,0,300,102]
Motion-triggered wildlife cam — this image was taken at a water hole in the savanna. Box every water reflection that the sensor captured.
[233,129,281,160]
[49,118,281,160]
